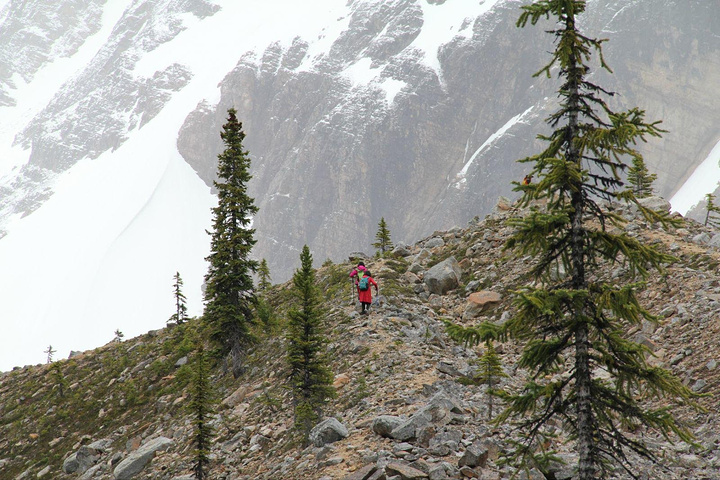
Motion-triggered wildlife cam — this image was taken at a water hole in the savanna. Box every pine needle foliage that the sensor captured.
[626,157,657,198]
[372,217,394,256]
[490,2,701,479]
[258,258,272,291]
[189,343,215,480]
[169,271,188,326]
[704,193,720,228]
[474,340,508,420]
[286,245,336,445]
[203,108,259,373]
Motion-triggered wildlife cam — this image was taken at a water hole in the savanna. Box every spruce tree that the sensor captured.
[489,2,700,478]
[50,362,67,398]
[372,217,393,256]
[203,108,259,373]
[44,345,56,364]
[257,258,272,291]
[114,329,124,342]
[626,157,657,198]
[474,340,507,421]
[189,343,214,480]
[169,271,188,326]
[704,193,720,228]
[286,245,335,444]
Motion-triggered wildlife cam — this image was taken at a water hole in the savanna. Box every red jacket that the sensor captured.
[357,276,378,303]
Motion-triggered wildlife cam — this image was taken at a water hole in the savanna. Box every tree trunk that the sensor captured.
[565,10,596,480]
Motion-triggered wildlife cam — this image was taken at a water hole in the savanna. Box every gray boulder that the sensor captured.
[425,237,445,249]
[372,415,404,438]
[309,418,348,447]
[392,243,412,257]
[424,257,461,295]
[458,440,489,468]
[637,195,671,213]
[62,445,103,474]
[113,437,173,480]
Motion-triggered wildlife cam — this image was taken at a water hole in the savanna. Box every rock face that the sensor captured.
[1,0,717,286]
[180,0,720,281]
[112,437,173,480]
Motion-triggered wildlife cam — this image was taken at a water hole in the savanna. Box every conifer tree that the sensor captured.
[481,2,700,478]
[114,329,124,342]
[44,345,56,364]
[372,217,393,256]
[286,245,335,444]
[474,340,507,420]
[189,343,214,480]
[257,259,272,291]
[169,271,188,326]
[51,362,67,398]
[626,157,657,198]
[704,193,720,228]
[203,108,259,373]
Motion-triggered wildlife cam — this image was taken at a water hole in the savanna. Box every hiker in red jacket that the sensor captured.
[349,261,367,284]
[356,270,378,315]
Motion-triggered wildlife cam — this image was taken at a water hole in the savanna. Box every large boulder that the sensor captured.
[424,257,462,295]
[63,439,111,474]
[463,290,502,318]
[372,415,404,438]
[113,437,173,480]
[637,195,671,213]
[309,418,348,447]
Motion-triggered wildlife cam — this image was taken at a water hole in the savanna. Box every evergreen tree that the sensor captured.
[189,343,214,480]
[50,362,67,398]
[44,345,56,364]
[486,2,700,478]
[474,340,507,420]
[286,245,335,444]
[257,258,272,291]
[203,108,259,374]
[114,329,124,342]
[626,157,657,198]
[704,193,720,228]
[169,271,188,326]
[372,217,394,256]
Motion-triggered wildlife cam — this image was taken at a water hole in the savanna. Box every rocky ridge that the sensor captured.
[2,196,720,479]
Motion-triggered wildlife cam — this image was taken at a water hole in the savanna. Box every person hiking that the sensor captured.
[349,261,367,282]
[356,270,378,315]
[349,261,368,304]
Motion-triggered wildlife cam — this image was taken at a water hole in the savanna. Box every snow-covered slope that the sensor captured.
[0,0,718,371]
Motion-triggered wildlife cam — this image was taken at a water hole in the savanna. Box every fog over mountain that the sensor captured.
[0,0,718,370]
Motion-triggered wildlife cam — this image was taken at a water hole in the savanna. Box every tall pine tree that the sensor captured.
[189,343,214,480]
[492,2,699,478]
[257,258,272,291]
[286,245,335,444]
[169,271,188,326]
[203,108,259,375]
[372,217,394,256]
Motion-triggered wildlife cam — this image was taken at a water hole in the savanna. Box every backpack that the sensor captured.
[358,275,370,291]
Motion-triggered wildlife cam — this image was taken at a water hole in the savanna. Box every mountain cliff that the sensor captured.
[0,0,719,369]
[2,198,720,479]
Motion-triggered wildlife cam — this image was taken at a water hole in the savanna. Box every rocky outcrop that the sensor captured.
[113,437,173,480]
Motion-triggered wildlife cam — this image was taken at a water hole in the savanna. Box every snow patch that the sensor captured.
[454,106,534,188]
[670,136,720,215]
[410,0,504,78]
